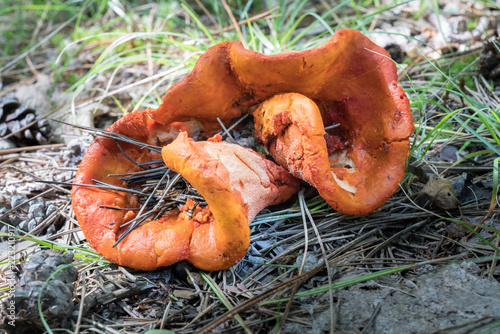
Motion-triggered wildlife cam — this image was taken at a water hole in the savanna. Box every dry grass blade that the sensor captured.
[197,263,325,334]
[299,192,335,334]
[201,272,253,334]
[276,189,309,333]
[0,143,65,155]
[221,0,248,49]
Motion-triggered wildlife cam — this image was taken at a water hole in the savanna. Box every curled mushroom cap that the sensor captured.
[72,110,198,270]
[148,29,413,214]
[148,29,412,142]
[254,93,410,215]
[72,110,299,271]
[162,132,299,270]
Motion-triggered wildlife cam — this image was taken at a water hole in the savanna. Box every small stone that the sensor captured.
[28,219,37,231]
[18,220,29,232]
[236,137,255,148]
[10,216,23,227]
[29,203,45,218]
[452,173,467,197]
[441,146,459,162]
[46,225,56,235]
[11,195,28,209]
[46,204,57,216]
[295,252,320,269]
[31,197,45,207]
[0,225,8,234]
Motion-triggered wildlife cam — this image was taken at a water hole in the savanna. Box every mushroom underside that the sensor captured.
[253,93,410,215]
[72,111,299,271]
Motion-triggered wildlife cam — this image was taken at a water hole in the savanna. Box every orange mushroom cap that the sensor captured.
[148,29,412,141]
[148,29,413,215]
[72,110,299,271]
[161,132,299,270]
[254,93,410,215]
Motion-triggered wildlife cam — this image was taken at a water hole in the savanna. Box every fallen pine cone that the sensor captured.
[0,250,78,333]
[0,94,52,146]
[478,36,500,82]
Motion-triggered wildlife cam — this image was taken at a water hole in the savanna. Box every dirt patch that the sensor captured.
[284,262,500,333]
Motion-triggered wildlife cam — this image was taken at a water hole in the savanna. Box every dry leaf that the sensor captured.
[421,177,460,210]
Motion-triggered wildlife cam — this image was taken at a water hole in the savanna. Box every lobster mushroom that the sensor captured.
[148,29,413,215]
[161,132,299,270]
[72,111,299,271]
[73,28,413,272]
[254,93,412,215]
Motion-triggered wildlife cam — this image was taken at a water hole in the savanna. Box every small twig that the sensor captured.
[0,143,65,156]
[194,0,217,26]
[217,116,236,143]
[212,7,279,35]
[160,300,173,330]
[360,303,381,334]
[221,0,248,49]
[74,271,87,334]
[226,114,250,132]
[324,123,340,131]
[364,220,428,260]
[201,272,254,334]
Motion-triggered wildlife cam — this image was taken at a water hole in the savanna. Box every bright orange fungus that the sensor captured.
[72,29,413,270]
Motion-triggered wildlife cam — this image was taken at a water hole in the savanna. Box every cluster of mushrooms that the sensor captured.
[71,30,414,271]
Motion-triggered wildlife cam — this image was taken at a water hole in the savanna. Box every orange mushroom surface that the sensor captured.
[161,132,299,270]
[149,29,412,140]
[148,28,413,215]
[72,110,299,271]
[73,28,413,271]
[254,93,410,215]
